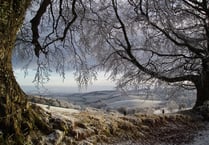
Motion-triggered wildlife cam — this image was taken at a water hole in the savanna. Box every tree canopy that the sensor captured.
[15,0,209,107]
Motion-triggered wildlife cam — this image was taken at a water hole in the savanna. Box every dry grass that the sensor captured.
[22,103,204,145]
[60,109,203,145]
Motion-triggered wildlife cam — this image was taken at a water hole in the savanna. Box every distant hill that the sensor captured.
[28,87,195,115]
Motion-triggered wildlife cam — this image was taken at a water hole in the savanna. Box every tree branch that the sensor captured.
[110,0,198,84]
[30,0,51,57]
[30,0,78,57]
[137,0,205,57]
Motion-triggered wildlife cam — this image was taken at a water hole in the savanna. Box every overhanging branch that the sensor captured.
[30,0,51,57]
[30,0,78,57]
[111,0,198,84]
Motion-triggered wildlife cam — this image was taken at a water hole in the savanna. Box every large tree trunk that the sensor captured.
[0,1,52,144]
[193,64,209,108]
[0,0,30,130]
[0,55,28,141]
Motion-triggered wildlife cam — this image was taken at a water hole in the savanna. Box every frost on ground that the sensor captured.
[26,94,209,145]
[36,103,80,120]
[25,95,208,145]
[182,122,209,145]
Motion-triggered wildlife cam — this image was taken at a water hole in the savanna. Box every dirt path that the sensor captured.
[183,122,209,145]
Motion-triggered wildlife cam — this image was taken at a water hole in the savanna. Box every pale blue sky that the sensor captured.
[14,69,115,93]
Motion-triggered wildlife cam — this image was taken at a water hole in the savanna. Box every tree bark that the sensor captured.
[0,0,30,140]
[0,1,52,144]
[193,63,209,108]
[0,57,28,142]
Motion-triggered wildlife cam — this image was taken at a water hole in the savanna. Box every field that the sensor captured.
[25,87,209,145]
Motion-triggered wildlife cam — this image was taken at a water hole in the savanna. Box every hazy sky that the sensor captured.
[13,1,116,94]
[14,69,115,93]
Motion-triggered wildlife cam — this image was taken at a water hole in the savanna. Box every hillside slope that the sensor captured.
[24,100,205,145]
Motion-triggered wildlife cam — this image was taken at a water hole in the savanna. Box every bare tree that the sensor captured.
[72,0,209,108]
[124,0,209,108]
[16,0,208,108]
[15,0,99,87]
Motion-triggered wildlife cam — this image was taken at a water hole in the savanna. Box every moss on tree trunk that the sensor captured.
[0,1,52,144]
